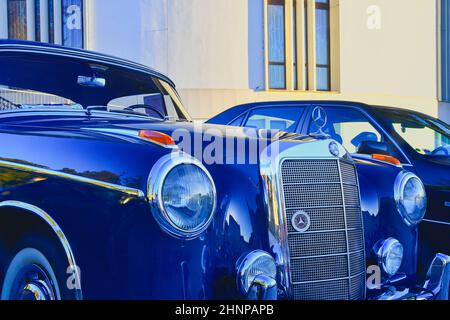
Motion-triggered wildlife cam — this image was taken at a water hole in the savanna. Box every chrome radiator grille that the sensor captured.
[281,159,365,300]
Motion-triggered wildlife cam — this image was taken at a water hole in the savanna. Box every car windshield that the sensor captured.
[377,109,450,157]
[0,50,190,121]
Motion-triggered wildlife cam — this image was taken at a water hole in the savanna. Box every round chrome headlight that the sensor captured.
[237,250,277,295]
[376,238,404,276]
[394,171,427,226]
[148,153,216,238]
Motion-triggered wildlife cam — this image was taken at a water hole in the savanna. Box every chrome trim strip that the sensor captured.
[260,139,352,298]
[349,155,367,299]
[285,204,359,210]
[0,160,145,199]
[0,201,82,300]
[337,159,353,298]
[288,228,360,235]
[423,219,450,226]
[282,181,358,187]
[289,249,365,260]
[292,271,366,285]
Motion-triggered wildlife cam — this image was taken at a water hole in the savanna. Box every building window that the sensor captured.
[7,0,27,40]
[302,0,309,90]
[4,0,84,48]
[441,0,450,102]
[267,0,286,89]
[35,0,41,41]
[315,0,330,91]
[62,0,84,48]
[265,0,336,91]
[48,0,55,43]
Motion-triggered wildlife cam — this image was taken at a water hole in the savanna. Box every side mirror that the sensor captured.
[357,140,389,156]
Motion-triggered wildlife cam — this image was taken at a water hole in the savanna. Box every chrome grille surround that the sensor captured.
[260,139,366,300]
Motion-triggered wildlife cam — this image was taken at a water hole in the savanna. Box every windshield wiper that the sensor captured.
[86,106,166,122]
[111,109,166,122]
[85,106,108,115]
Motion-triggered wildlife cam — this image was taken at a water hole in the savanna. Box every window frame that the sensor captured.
[315,0,331,91]
[61,0,85,49]
[267,0,287,89]
[440,0,450,102]
[4,0,86,49]
[264,0,337,92]
[7,0,28,40]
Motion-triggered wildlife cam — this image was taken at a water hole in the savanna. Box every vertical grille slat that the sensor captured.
[281,159,365,300]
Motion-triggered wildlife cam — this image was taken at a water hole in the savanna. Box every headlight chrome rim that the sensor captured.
[236,250,277,296]
[394,171,427,227]
[148,152,217,239]
[376,238,404,276]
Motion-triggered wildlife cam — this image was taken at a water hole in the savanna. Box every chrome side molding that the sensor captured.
[0,160,145,199]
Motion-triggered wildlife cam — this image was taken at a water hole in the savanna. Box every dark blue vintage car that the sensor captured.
[0,41,448,300]
[208,101,450,279]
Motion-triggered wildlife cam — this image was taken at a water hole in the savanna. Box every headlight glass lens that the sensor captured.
[397,174,427,226]
[238,251,277,294]
[162,164,215,232]
[381,239,404,276]
[402,177,426,223]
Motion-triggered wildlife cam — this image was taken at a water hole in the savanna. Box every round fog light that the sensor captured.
[376,238,404,276]
[236,250,277,295]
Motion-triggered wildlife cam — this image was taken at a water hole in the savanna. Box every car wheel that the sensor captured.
[1,236,77,300]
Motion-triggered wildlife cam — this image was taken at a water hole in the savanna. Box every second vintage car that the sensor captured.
[207,100,450,276]
[0,40,448,300]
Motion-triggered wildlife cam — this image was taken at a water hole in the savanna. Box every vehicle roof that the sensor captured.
[208,99,438,123]
[218,100,415,113]
[0,40,175,87]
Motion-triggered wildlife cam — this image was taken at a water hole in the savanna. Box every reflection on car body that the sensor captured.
[0,41,448,300]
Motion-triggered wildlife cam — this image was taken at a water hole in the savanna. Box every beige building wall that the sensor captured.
[85,0,445,121]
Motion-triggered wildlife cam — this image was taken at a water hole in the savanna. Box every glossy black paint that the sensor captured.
[0,40,437,300]
[0,40,273,299]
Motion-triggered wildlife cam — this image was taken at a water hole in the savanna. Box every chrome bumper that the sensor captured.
[246,253,450,300]
[376,253,450,300]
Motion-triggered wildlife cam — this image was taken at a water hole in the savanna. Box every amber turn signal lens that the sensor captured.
[372,154,401,166]
[138,130,175,146]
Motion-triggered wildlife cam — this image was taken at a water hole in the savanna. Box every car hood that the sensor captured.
[0,111,317,146]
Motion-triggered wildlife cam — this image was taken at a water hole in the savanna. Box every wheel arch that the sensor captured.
[0,200,82,299]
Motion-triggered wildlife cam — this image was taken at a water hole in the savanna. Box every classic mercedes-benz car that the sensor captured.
[207,101,450,275]
[0,40,448,300]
